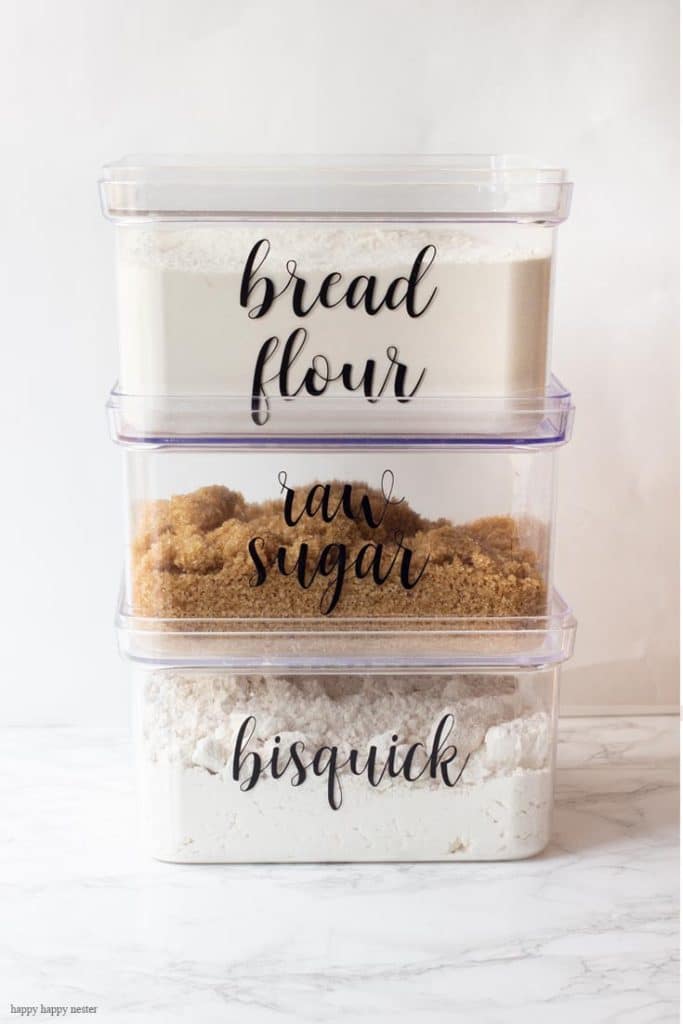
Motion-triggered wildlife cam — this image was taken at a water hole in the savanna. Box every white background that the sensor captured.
[1,0,678,725]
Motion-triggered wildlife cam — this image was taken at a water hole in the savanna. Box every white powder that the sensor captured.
[115,224,552,403]
[137,672,555,862]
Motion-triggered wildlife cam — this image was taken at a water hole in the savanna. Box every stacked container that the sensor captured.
[100,155,576,862]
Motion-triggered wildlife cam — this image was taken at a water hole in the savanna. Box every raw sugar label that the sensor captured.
[247,470,430,614]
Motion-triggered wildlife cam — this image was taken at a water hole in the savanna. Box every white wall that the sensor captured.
[1,0,678,725]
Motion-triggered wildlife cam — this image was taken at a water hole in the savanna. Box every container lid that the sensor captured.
[107,376,574,449]
[117,590,576,672]
[100,154,572,223]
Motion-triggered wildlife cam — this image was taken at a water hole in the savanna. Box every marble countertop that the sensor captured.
[2,716,678,1023]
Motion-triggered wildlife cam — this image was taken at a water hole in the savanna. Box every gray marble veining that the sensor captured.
[1,716,678,1023]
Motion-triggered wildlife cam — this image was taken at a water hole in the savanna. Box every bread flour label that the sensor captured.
[241,238,434,425]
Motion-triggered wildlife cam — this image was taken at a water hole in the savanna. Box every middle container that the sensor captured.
[110,383,573,633]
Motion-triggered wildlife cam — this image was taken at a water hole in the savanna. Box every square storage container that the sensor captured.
[109,384,572,626]
[100,155,572,412]
[120,597,575,863]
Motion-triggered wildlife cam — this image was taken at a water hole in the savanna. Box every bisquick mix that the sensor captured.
[139,670,554,862]
[131,481,546,619]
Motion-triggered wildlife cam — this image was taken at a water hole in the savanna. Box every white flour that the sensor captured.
[115,224,552,403]
[137,672,555,862]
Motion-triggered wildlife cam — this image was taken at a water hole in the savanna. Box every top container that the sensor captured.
[100,155,572,425]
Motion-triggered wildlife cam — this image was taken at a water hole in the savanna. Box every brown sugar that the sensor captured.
[131,482,547,620]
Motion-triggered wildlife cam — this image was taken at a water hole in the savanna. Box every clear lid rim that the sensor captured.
[116,589,577,671]
[117,589,576,633]
[100,154,572,221]
[109,375,571,402]
[102,152,571,183]
[107,376,574,449]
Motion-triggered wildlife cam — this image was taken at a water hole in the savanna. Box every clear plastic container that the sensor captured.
[109,387,572,626]
[99,155,572,408]
[121,596,575,862]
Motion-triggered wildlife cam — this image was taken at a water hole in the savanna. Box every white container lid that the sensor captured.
[100,154,572,223]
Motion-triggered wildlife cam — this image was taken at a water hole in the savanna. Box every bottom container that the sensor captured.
[132,665,560,862]
[121,595,575,863]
